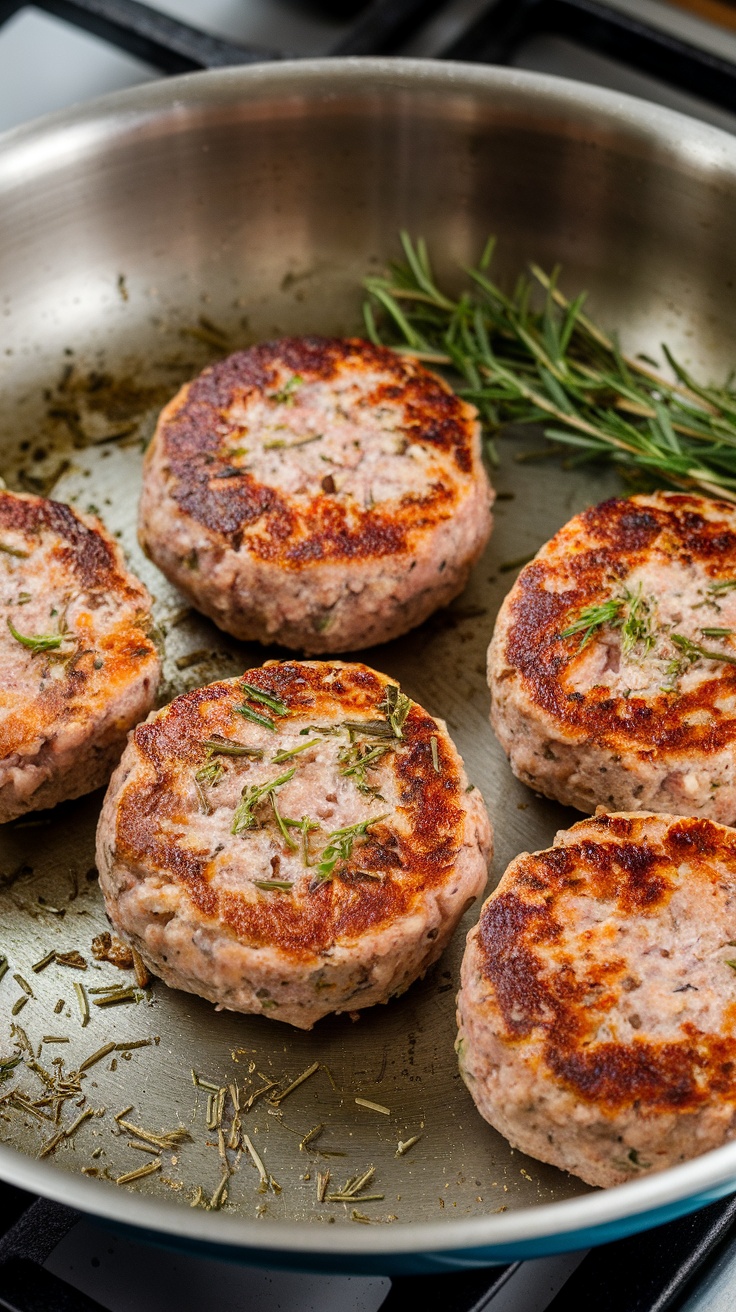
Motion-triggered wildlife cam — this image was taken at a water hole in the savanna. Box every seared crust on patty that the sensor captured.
[489,492,736,820]
[139,337,492,652]
[96,660,492,1029]
[457,811,736,1188]
[0,491,160,822]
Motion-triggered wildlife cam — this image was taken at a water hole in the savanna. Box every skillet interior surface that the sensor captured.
[1,59,736,1263]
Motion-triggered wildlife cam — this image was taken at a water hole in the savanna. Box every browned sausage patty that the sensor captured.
[0,491,159,822]
[138,337,493,653]
[457,810,736,1188]
[489,491,736,821]
[96,660,492,1029]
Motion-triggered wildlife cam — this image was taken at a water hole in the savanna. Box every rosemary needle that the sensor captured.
[364,233,736,502]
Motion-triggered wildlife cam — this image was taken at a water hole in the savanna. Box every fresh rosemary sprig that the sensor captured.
[561,585,655,655]
[231,768,296,836]
[620,584,655,657]
[670,633,736,667]
[561,596,625,649]
[380,683,411,739]
[241,683,289,716]
[311,814,388,887]
[7,618,64,652]
[338,741,391,797]
[202,736,264,759]
[364,233,736,501]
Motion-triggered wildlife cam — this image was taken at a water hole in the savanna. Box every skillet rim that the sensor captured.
[1,55,736,1258]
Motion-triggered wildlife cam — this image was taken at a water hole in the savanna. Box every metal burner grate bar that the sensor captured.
[0,0,283,70]
[441,0,736,111]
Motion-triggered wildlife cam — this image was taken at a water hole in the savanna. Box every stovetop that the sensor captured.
[2,2,736,1309]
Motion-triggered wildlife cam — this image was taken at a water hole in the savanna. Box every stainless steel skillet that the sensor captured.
[1,58,736,1275]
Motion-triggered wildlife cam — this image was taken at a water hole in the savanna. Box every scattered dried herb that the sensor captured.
[271,1061,320,1106]
[116,1160,162,1185]
[354,1097,390,1116]
[396,1135,422,1157]
[55,951,87,970]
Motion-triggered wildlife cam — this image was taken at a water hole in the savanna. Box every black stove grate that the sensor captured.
[1,1182,736,1311]
[0,0,736,1308]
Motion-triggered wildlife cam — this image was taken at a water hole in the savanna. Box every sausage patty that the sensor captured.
[457,810,736,1188]
[0,491,159,823]
[96,660,492,1029]
[138,337,493,653]
[489,491,736,821]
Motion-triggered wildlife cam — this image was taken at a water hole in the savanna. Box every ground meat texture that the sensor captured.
[457,810,736,1188]
[138,337,493,653]
[96,660,492,1030]
[0,491,160,823]
[489,491,736,821]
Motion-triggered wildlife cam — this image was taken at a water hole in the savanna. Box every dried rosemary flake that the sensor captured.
[430,736,440,773]
[39,1129,67,1158]
[0,542,28,558]
[73,982,89,1027]
[725,959,736,972]
[127,1140,160,1155]
[0,956,7,983]
[243,1133,269,1189]
[229,1082,240,1112]
[193,1073,221,1092]
[316,1170,330,1203]
[115,1038,152,1052]
[116,1159,162,1185]
[114,1105,134,1122]
[355,1097,390,1116]
[396,1134,422,1157]
[13,974,34,996]
[31,950,57,973]
[190,1185,204,1208]
[299,1123,324,1151]
[66,1107,94,1138]
[117,1118,191,1151]
[11,996,28,1015]
[271,1061,320,1105]
[79,1042,116,1072]
[53,999,64,1014]
[351,1210,373,1224]
[131,948,150,989]
[0,1054,22,1083]
[55,951,87,970]
[210,1170,230,1211]
[92,988,139,1007]
[42,1036,70,1045]
[330,1194,385,1204]
[243,1079,276,1113]
[254,879,294,892]
[216,1086,226,1127]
